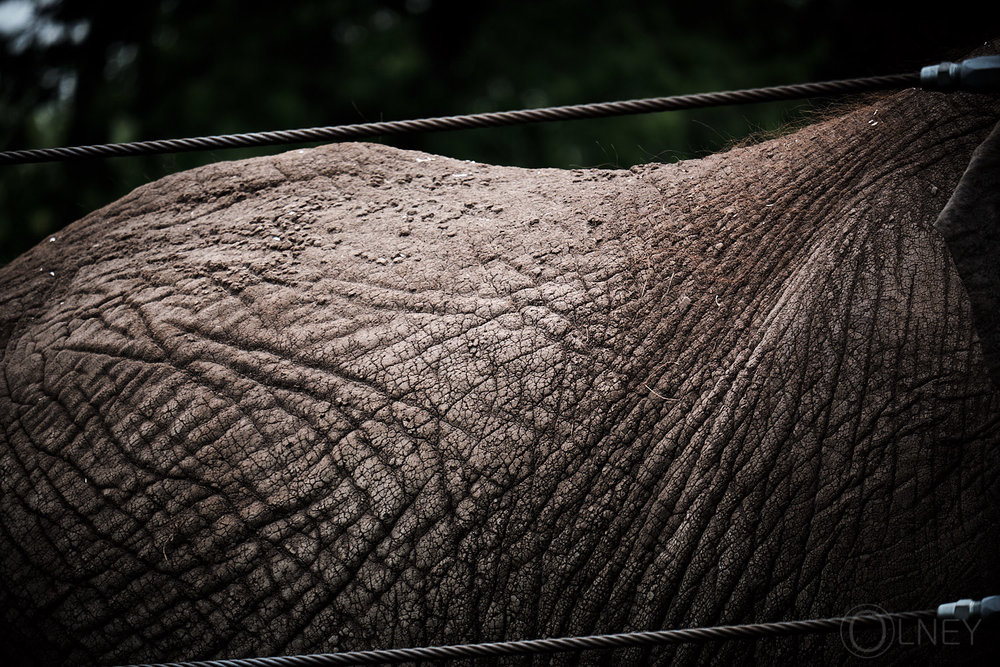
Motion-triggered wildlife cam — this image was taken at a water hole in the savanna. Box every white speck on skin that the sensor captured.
[449,173,469,178]
[49,271,55,276]
[49,237,56,242]
[415,157,435,162]
[273,236,281,241]
[643,383,678,401]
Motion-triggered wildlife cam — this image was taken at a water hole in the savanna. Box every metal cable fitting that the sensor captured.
[921,55,1000,91]
[937,595,1000,621]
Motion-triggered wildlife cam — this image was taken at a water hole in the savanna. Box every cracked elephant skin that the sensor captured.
[2,74,1000,666]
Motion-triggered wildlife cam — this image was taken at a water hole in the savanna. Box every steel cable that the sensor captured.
[131,609,936,666]
[0,73,918,165]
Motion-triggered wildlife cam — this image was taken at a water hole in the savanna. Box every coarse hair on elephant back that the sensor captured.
[1,40,999,666]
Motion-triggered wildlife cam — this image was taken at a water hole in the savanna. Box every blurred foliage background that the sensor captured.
[1,0,997,265]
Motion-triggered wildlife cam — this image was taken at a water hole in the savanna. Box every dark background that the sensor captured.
[1,0,997,266]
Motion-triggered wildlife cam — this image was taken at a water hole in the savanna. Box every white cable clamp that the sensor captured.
[937,596,999,620]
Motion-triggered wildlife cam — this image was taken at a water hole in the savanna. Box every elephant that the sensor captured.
[2,47,1000,665]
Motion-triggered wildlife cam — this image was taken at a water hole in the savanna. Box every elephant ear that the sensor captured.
[934,120,1000,386]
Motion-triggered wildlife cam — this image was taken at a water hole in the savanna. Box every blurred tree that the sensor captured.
[1,0,996,264]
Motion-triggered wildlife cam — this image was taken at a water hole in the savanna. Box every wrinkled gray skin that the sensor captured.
[2,57,1000,665]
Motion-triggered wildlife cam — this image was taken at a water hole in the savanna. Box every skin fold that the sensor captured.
[2,56,999,664]
[934,121,1000,384]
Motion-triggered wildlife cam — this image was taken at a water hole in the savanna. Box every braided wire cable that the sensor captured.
[1,73,918,165]
[133,609,936,667]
